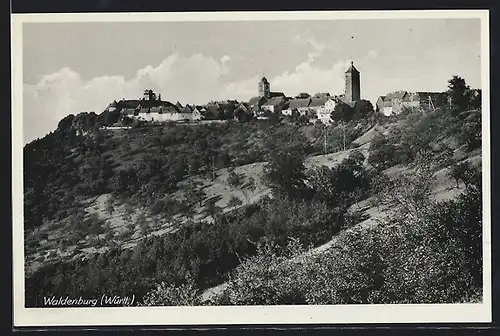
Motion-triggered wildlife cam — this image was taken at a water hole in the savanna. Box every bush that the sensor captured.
[308,152,372,209]
[212,164,482,305]
[141,278,201,306]
[213,238,311,305]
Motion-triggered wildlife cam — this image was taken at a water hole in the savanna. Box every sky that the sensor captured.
[22,17,482,144]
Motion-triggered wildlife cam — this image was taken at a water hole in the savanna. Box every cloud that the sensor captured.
[23,50,353,144]
[23,53,237,143]
[367,49,379,59]
[220,55,232,64]
[306,38,327,62]
[271,60,350,97]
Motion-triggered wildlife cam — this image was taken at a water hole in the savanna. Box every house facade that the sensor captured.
[316,98,337,125]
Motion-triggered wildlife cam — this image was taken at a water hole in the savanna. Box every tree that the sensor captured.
[105,197,115,216]
[227,168,243,189]
[227,195,243,208]
[263,151,308,198]
[87,213,104,236]
[184,180,206,208]
[468,89,481,110]
[122,116,133,127]
[137,212,150,237]
[123,203,134,223]
[331,102,354,123]
[203,198,222,218]
[447,75,470,114]
[353,100,374,120]
[345,149,365,168]
[458,109,482,151]
[447,161,480,189]
[241,176,257,204]
[227,170,256,205]
[57,114,76,133]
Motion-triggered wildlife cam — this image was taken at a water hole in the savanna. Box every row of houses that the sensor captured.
[247,93,347,124]
[107,97,216,123]
[375,91,449,116]
[105,88,457,126]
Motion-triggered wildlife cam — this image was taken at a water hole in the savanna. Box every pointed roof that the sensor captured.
[270,92,285,98]
[181,104,193,114]
[248,96,267,106]
[118,99,141,109]
[309,97,329,107]
[384,91,408,100]
[262,96,285,107]
[345,61,359,73]
[289,98,312,109]
[260,76,269,84]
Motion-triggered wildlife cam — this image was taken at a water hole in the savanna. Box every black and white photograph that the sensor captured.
[12,10,491,326]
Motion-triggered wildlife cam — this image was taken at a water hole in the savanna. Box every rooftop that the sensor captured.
[345,61,360,74]
[309,97,329,107]
[288,98,311,109]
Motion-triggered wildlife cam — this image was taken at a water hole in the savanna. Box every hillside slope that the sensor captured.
[23,105,483,306]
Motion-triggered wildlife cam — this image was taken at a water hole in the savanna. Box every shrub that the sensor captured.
[213,238,311,305]
[212,164,482,305]
[141,278,201,306]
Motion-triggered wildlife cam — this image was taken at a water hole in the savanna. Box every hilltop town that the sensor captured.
[101,62,468,128]
[23,61,483,308]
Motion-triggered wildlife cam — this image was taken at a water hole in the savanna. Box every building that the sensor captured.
[282,98,312,116]
[281,96,337,125]
[106,100,118,112]
[118,89,205,122]
[344,61,361,103]
[136,104,179,122]
[261,96,286,113]
[308,97,329,113]
[376,91,448,116]
[257,75,287,100]
[143,89,157,101]
[248,96,268,109]
[316,98,338,125]
[258,76,271,98]
[190,106,203,121]
[233,102,252,121]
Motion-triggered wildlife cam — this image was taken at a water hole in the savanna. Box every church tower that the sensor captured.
[258,76,271,99]
[344,61,360,102]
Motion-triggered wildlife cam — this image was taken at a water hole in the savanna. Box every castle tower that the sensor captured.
[344,61,360,102]
[258,76,270,99]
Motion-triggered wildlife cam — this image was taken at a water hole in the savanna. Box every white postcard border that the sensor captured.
[11,9,492,327]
